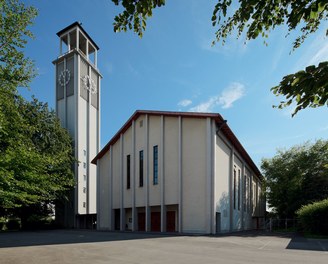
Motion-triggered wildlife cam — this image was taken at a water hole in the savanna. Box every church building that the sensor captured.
[92,110,265,234]
[53,22,265,233]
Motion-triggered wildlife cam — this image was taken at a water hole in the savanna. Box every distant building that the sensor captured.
[92,110,265,234]
[53,22,101,228]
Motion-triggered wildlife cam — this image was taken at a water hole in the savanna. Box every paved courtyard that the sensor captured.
[0,230,327,264]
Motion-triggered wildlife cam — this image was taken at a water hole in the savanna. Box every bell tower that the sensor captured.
[53,22,101,228]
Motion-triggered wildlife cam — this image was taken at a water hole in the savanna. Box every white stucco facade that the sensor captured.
[93,111,265,234]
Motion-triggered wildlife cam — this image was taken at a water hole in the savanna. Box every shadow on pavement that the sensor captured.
[1,229,327,251]
[0,230,176,248]
[214,230,328,252]
[213,230,293,239]
[286,233,328,252]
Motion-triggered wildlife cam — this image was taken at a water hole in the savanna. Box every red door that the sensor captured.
[166,211,176,232]
[151,212,161,232]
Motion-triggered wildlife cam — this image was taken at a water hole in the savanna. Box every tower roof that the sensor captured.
[56,21,99,50]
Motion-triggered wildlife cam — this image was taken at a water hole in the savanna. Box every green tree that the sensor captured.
[0,93,75,212]
[111,0,328,116]
[0,0,75,227]
[0,0,37,90]
[261,140,328,218]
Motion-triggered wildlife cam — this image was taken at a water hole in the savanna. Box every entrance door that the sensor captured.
[151,212,161,232]
[166,211,176,232]
[138,212,145,231]
[114,209,120,230]
[216,212,221,234]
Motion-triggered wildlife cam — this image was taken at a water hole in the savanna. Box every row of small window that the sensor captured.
[82,150,88,199]
[126,145,158,189]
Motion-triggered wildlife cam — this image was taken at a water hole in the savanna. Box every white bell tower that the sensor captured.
[53,22,101,228]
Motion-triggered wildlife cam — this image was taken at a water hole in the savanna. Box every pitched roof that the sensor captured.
[91,110,262,178]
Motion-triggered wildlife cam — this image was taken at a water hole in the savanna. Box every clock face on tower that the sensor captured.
[58,69,71,86]
[81,75,97,94]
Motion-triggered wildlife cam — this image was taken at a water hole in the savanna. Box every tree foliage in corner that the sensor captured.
[0,0,37,89]
[0,0,75,220]
[112,0,165,37]
[111,0,328,116]
[272,61,328,117]
[261,140,328,218]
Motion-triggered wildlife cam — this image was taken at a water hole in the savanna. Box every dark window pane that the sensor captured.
[139,150,144,187]
[153,146,158,185]
[127,155,130,189]
[233,169,236,210]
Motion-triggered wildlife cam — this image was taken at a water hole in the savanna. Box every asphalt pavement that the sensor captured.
[0,230,327,264]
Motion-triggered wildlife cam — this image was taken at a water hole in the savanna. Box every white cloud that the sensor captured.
[178,99,192,107]
[294,29,328,70]
[190,97,217,112]
[189,82,245,112]
[218,82,245,109]
[308,41,328,66]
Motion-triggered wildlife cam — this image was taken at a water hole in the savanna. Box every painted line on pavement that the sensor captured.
[258,240,272,250]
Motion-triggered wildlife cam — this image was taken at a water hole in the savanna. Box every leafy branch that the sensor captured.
[272,61,328,116]
[112,0,165,37]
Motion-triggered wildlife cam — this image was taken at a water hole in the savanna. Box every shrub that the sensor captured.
[297,199,328,235]
[6,219,20,230]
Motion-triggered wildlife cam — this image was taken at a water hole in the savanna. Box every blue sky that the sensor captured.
[22,0,328,167]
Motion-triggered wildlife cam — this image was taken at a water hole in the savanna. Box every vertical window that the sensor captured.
[244,175,247,212]
[127,155,131,189]
[139,150,144,187]
[255,184,258,204]
[253,182,256,212]
[238,169,241,211]
[249,177,251,212]
[153,145,158,185]
[233,169,236,210]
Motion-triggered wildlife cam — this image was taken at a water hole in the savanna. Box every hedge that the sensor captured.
[297,198,328,235]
